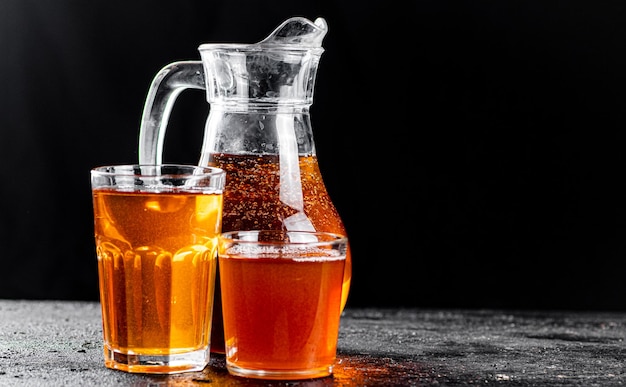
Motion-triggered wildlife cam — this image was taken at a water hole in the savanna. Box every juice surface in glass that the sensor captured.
[219,249,345,379]
[209,153,352,354]
[93,189,222,373]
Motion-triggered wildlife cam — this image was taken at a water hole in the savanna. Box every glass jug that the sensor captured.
[138,16,351,354]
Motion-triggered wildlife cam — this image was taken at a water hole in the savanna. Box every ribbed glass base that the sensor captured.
[103,345,210,374]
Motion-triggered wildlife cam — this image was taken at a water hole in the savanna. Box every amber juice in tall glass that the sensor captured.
[218,230,346,380]
[91,165,224,374]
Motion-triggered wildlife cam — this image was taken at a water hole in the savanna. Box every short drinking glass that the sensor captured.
[218,230,347,380]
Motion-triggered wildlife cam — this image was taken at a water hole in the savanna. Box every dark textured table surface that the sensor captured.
[0,300,624,386]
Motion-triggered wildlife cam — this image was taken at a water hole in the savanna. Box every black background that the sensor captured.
[1,1,625,311]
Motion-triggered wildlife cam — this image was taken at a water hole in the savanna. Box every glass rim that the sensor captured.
[219,230,347,245]
[197,43,325,54]
[90,164,225,177]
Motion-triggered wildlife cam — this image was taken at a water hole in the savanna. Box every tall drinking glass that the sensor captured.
[91,164,225,374]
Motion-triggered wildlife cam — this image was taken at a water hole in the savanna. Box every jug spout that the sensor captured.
[259,17,328,48]
[197,17,327,106]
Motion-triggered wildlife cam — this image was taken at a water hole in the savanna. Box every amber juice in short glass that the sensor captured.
[218,230,347,380]
[91,165,225,374]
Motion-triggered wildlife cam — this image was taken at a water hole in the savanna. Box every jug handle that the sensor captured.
[138,61,205,164]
